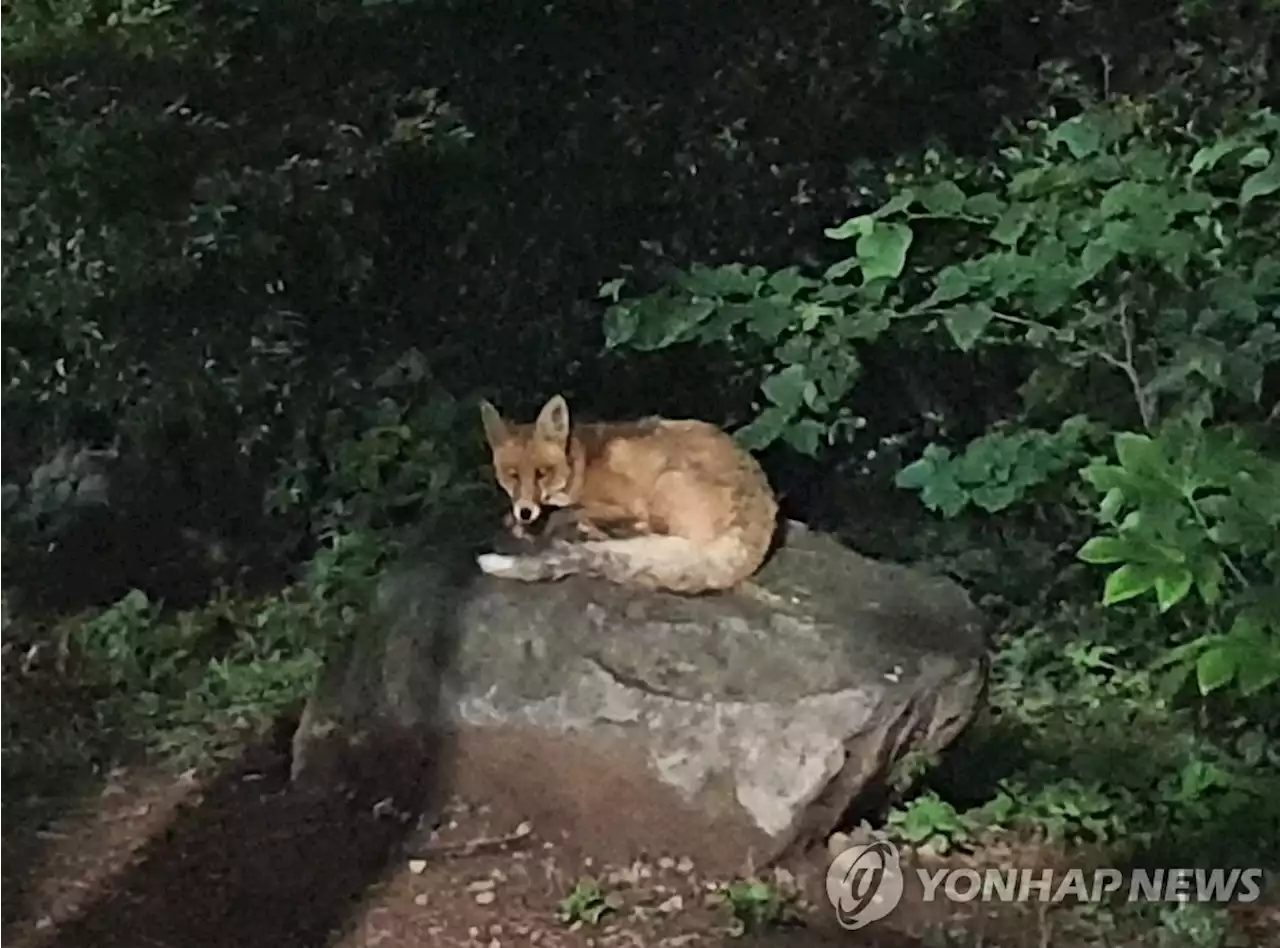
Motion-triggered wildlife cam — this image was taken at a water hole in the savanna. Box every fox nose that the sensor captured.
[514,503,538,524]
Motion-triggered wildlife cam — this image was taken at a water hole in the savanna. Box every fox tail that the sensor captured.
[476,531,768,594]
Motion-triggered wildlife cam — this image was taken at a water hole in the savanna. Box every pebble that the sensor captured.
[475,889,497,905]
[658,894,684,913]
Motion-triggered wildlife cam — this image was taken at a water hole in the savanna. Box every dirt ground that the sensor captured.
[3,726,1277,948]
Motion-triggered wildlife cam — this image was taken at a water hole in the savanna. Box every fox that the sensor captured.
[474,394,780,595]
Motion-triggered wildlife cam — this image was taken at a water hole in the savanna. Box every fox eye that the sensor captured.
[502,468,519,481]
[534,467,549,481]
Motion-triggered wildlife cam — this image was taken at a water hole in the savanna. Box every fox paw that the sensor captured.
[478,545,581,581]
[477,553,522,577]
[477,552,556,580]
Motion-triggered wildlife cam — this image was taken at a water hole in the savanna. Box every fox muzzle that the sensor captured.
[512,501,540,524]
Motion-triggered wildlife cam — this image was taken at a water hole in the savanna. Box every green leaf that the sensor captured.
[628,298,716,351]
[1227,609,1280,695]
[802,379,824,410]
[782,418,825,456]
[1195,645,1237,695]
[691,302,748,344]
[598,277,627,301]
[1188,137,1246,176]
[941,303,996,351]
[1081,462,1123,491]
[969,482,1020,512]
[823,256,859,281]
[816,282,858,304]
[825,216,874,241]
[1080,237,1119,278]
[895,445,973,520]
[746,298,797,342]
[963,192,1005,218]
[918,181,967,215]
[1098,487,1127,524]
[1192,555,1225,606]
[1239,159,1280,206]
[873,190,917,219]
[1154,566,1194,613]
[989,205,1032,247]
[1235,656,1280,696]
[734,405,792,450]
[1048,114,1103,159]
[1227,609,1268,643]
[602,303,639,348]
[1239,145,1272,168]
[920,265,976,308]
[921,477,969,518]
[895,450,947,490]
[767,266,818,301]
[760,364,809,413]
[1101,563,1158,605]
[856,222,914,283]
[1113,431,1162,474]
[1149,637,1212,672]
[1077,535,1131,565]
[1156,660,1195,704]
[1099,180,1148,218]
[797,302,838,332]
[674,263,761,298]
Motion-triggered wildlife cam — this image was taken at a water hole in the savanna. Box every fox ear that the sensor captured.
[534,394,570,446]
[478,399,508,448]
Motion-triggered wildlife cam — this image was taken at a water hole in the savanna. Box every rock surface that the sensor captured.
[290,519,988,866]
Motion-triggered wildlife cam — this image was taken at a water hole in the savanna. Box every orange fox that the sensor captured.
[475,394,779,594]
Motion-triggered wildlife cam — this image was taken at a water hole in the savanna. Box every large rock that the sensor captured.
[290,519,988,865]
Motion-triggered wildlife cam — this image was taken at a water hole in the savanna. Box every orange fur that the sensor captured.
[476,394,779,594]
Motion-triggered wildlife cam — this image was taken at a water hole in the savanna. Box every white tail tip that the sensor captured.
[477,553,520,576]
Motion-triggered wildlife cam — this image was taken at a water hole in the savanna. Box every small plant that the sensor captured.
[896,417,1099,517]
[1154,902,1233,948]
[72,588,166,695]
[886,792,975,854]
[555,876,618,926]
[888,749,942,796]
[722,875,802,935]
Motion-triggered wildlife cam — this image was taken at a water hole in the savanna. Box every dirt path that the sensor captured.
[0,731,883,948]
[3,731,1276,948]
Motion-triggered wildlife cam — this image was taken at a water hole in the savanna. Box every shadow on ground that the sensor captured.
[15,719,450,948]
[0,532,476,946]
[1,631,133,937]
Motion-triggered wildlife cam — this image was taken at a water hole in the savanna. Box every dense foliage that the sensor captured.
[3,0,1278,943]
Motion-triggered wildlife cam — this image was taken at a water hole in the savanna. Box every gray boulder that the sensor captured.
[290,519,988,864]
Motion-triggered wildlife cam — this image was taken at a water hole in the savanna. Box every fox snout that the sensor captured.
[511,501,541,524]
